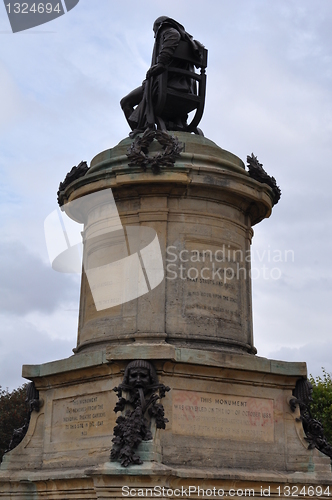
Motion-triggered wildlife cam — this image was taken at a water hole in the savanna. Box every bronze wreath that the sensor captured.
[247,153,281,206]
[127,129,183,173]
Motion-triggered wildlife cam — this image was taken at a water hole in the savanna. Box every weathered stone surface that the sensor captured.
[50,391,114,444]
[172,390,274,442]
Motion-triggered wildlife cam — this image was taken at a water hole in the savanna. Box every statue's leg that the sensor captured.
[120,86,144,129]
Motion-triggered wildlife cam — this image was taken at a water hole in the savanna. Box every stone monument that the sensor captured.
[0,16,331,499]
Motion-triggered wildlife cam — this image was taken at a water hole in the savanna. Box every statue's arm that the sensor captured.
[146,27,181,79]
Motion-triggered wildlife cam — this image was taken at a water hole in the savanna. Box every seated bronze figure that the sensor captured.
[120,17,207,136]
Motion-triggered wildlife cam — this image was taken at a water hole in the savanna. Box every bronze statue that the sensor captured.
[121,17,207,136]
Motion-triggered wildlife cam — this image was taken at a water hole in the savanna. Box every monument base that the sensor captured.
[1,133,330,497]
[0,346,331,498]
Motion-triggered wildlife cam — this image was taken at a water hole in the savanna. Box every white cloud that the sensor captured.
[266,342,332,380]
[0,314,75,391]
[0,63,23,130]
[0,241,80,315]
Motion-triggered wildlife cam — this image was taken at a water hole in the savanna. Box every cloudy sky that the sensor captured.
[1,0,331,390]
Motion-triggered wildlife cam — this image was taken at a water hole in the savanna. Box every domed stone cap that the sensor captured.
[88,132,246,176]
[61,132,274,226]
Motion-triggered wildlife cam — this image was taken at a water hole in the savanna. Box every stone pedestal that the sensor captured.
[1,133,330,498]
[64,133,272,355]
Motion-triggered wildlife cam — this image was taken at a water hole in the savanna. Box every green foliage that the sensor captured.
[309,369,332,444]
[0,385,29,461]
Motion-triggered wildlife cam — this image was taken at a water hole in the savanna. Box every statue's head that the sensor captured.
[153,16,185,37]
[153,16,169,36]
[123,360,158,390]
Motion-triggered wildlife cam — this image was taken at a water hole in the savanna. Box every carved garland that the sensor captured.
[127,129,183,173]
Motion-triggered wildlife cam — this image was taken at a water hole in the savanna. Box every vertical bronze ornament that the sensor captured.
[289,379,332,458]
[6,382,41,453]
[110,360,170,467]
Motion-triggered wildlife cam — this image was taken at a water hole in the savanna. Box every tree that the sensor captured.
[0,385,29,462]
[309,368,332,444]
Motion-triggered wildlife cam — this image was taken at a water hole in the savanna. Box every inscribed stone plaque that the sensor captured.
[181,243,244,324]
[51,391,116,443]
[172,390,274,442]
